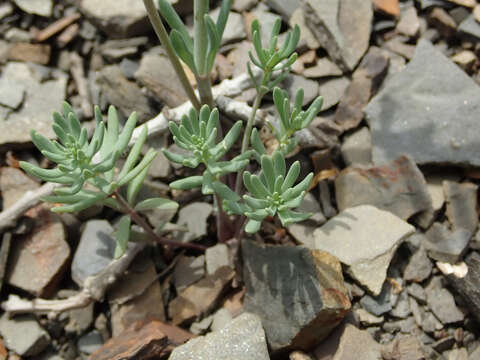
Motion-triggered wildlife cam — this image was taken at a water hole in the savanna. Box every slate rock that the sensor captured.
[302,57,342,78]
[78,330,104,354]
[80,0,150,38]
[71,220,116,287]
[425,222,471,263]
[381,336,426,360]
[404,248,433,283]
[354,308,384,326]
[0,167,39,209]
[366,39,480,167]
[0,314,50,357]
[13,0,52,17]
[8,43,51,65]
[0,62,66,146]
[243,240,350,353]
[340,127,372,166]
[205,244,232,275]
[426,279,465,324]
[287,192,326,245]
[428,7,457,38]
[289,8,321,51]
[6,206,69,297]
[96,65,155,122]
[303,0,373,71]
[0,76,24,109]
[173,255,205,293]
[390,291,412,319]
[211,9,246,45]
[318,76,350,111]
[284,74,320,106]
[176,202,213,243]
[169,313,269,360]
[335,156,431,221]
[232,0,257,11]
[459,14,480,40]
[310,205,415,295]
[444,181,478,234]
[397,6,421,37]
[407,283,427,303]
[360,283,393,316]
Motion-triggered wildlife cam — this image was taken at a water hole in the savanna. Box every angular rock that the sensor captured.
[0,314,50,357]
[170,313,269,360]
[302,57,342,78]
[71,220,115,287]
[266,0,300,20]
[428,7,457,38]
[284,74,320,106]
[0,167,39,209]
[459,14,480,40]
[243,240,350,353]
[173,255,205,293]
[6,206,69,297]
[0,76,24,110]
[169,266,234,325]
[426,279,465,324]
[404,248,433,283]
[425,223,471,263]
[0,3,13,20]
[360,284,393,316]
[381,335,425,360]
[289,8,321,51]
[303,0,372,71]
[90,320,193,360]
[354,308,384,326]
[78,330,104,354]
[288,192,326,245]
[108,254,165,336]
[310,205,415,295]
[407,283,427,303]
[396,6,420,37]
[176,202,213,243]
[232,0,257,11]
[8,43,51,65]
[211,9,246,45]
[340,127,372,166]
[0,62,66,146]
[444,181,478,234]
[334,47,389,132]
[445,252,480,324]
[335,156,432,220]
[452,50,477,72]
[390,291,411,319]
[318,76,350,110]
[13,0,52,17]
[135,52,188,108]
[366,40,480,167]
[373,0,400,17]
[205,244,232,275]
[96,65,155,122]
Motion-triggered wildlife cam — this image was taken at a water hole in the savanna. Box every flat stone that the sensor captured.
[428,7,457,38]
[444,181,478,234]
[71,220,116,287]
[0,76,24,109]
[173,255,205,293]
[366,39,480,167]
[284,74,320,106]
[390,290,412,319]
[232,0,257,11]
[6,206,69,297]
[0,3,13,20]
[108,254,165,336]
[169,313,270,360]
[303,0,373,71]
[354,308,384,326]
[425,222,471,263]
[452,50,477,72]
[205,244,232,275]
[373,0,400,17]
[310,205,415,295]
[211,9,246,45]
[0,314,50,357]
[96,65,155,122]
[426,279,465,324]
[176,202,213,243]
[168,266,234,325]
[341,127,372,166]
[303,57,343,78]
[383,36,416,60]
[396,6,420,37]
[459,14,480,40]
[404,248,433,283]
[78,330,104,354]
[243,240,350,353]
[13,0,52,16]
[0,62,66,146]
[287,192,326,246]
[381,336,425,360]
[289,8,321,51]
[0,167,39,209]
[360,283,393,316]
[335,155,432,221]
[266,0,300,20]
[318,76,350,110]
[8,43,51,65]
[445,0,476,6]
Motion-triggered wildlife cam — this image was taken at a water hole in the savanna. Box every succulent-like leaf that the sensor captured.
[135,198,179,211]
[170,175,203,190]
[114,215,131,259]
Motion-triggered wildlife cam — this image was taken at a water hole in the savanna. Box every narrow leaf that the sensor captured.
[135,198,179,211]
[114,216,131,259]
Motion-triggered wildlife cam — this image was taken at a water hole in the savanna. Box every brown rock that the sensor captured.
[0,338,6,360]
[396,6,420,37]
[381,335,425,360]
[6,206,70,297]
[108,253,166,337]
[7,43,51,65]
[90,320,194,360]
[373,0,400,17]
[0,167,39,209]
[334,47,389,132]
[444,181,478,234]
[428,8,457,38]
[168,266,234,325]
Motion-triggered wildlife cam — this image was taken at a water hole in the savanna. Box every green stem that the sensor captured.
[113,190,207,251]
[194,0,209,75]
[143,0,201,111]
[196,74,214,108]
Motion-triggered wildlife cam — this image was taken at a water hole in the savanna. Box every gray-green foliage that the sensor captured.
[163,105,253,194]
[213,151,313,233]
[157,0,232,76]
[251,88,324,160]
[20,103,177,257]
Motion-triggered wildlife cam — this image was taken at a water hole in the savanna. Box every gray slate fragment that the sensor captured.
[360,284,393,316]
[341,127,372,166]
[426,279,465,324]
[77,330,104,354]
[169,312,270,360]
[173,255,205,293]
[284,74,320,106]
[425,222,471,263]
[289,8,321,51]
[404,248,433,283]
[71,220,116,287]
[366,39,480,167]
[176,202,213,243]
[459,14,480,40]
[0,76,24,109]
[318,76,350,110]
[303,0,373,71]
[0,62,66,146]
[205,244,232,275]
[335,155,432,220]
[0,314,50,356]
[407,283,427,303]
[243,240,350,352]
[287,192,326,246]
[210,9,246,45]
[444,181,478,234]
[14,0,52,16]
[266,0,300,20]
[390,291,412,319]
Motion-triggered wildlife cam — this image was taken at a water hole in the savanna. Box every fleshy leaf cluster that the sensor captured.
[215,151,313,233]
[163,105,253,194]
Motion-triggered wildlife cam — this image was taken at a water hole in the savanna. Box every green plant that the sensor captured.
[20,103,204,256]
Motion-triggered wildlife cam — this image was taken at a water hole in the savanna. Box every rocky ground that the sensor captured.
[0,0,479,359]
